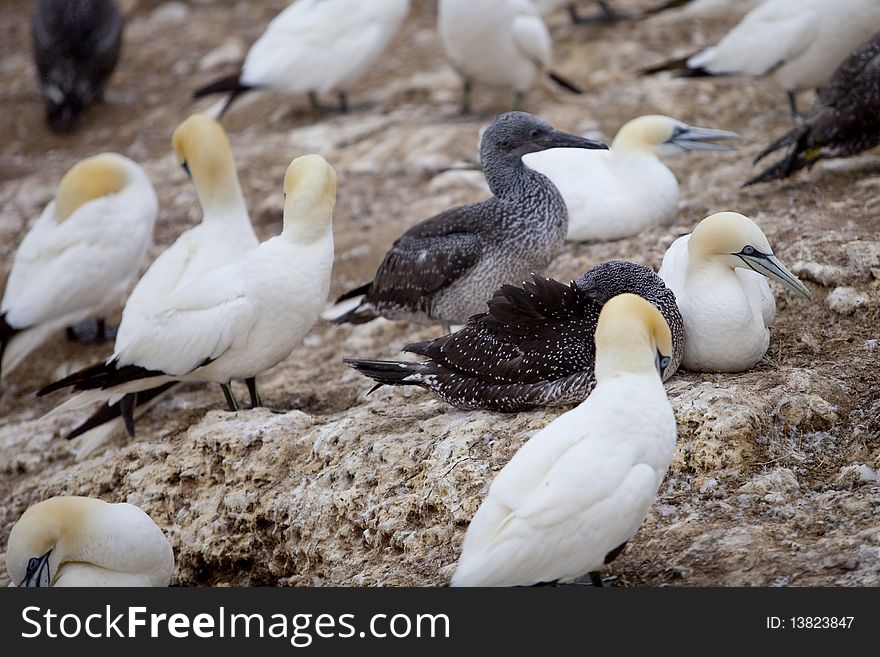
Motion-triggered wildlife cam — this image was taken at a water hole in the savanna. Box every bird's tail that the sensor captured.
[193,73,253,118]
[546,71,583,94]
[640,52,708,76]
[321,283,376,324]
[0,320,56,380]
[0,312,19,379]
[745,128,814,186]
[343,358,430,392]
[639,0,691,18]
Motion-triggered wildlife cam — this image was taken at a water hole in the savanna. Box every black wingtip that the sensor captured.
[640,53,706,77]
[334,282,372,304]
[0,312,21,379]
[548,71,583,94]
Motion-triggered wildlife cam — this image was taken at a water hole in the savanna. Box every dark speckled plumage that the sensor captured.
[334,112,606,327]
[344,260,684,412]
[32,0,123,132]
[747,31,880,185]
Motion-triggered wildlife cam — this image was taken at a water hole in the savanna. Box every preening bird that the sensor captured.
[658,211,811,372]
[32,0,123,132]
[39,155,337,425]
[643,0,880,118]
[330,112,607,332]
[63,113,260,447]
[523,115,738,242]
[438,0,583,114]
[193,0,410,116]
[345,260,684,411]
[1,153,157,380]
[747,30,880,185]
[6,496,173,587]
[450,294,677,587]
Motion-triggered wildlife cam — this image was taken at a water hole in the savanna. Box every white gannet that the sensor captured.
[193,0,410,116]
[643,0,880,118]
[63,113,260,447]
[1,154,157,379]
[6,496,173,587]
[40,155,336,418]
[438,0,582,114]
[32,0,123,132]
[658,211,811,372]
[524,115,739,242]
[451,294,677,587]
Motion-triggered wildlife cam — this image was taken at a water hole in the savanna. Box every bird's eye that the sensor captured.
[660,356,671,369]
[742,245,756,255]
[529,128,541,139]
[26,557,39,573]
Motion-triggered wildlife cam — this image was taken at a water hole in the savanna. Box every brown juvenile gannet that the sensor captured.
[747,30,880,185]
[344,260,683,411]
[32,0,123,132]
[332,112,607,333]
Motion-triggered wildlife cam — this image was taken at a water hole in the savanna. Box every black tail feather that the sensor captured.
[753,126,809,164]
[547,71,583,94]
[39,359,163,396]
[641,53,708,77]
[0,312,21,378]
[66,382,179,441]
[343,358,426,390]
[193,73,253,118]
[640,0,691,18]
[334,282,371,304]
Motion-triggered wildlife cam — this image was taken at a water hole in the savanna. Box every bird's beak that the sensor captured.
[543,129,608,151]
[21,551,52,588]
[737,252,812,299]
[666,125,740,152]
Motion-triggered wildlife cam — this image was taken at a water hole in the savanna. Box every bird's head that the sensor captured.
[594,293,673,381]
[612,115,739,157]
[55,153,128,221]
[480,111,607,162]
[282,154,337,241]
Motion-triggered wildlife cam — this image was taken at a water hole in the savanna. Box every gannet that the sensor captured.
[193,0,410,116]
[345,260,684,411]
[451,294,677,587]
[534,0,629,24]
[642,0,765,21]
[0,154,157,379]
[658,211,811,372]
[747,31,880,185]
[39,155,336,418]
[6,496,173,587]
[32,0,123,132]
[523,115,739,242]
[331,112,606,332]
[438,0,583,114]
[643,0,880,118]
[63,113,260,444]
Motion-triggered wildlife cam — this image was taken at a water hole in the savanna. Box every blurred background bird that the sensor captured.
[32,0,123,132]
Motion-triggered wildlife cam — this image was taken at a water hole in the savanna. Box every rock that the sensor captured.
[825,286,870,315]
[739,468,800,496]
[150,2,189,24]
[198,38,246,72]
[791,260,848,287]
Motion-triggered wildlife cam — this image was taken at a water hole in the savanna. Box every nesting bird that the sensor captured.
[438,0,583,114]
[451,294,677,587]
[524,115,738,242]
[39,155,337,424]
[6,496,173,587]
[1,154,157,380]
[747,31,880,185]
[194,0,410,116]
[643,0,880,118]
[63,114,260,446]
[32,0,123,132]
[345,260,683,411]
[658,211,811,372]
[330,112,606,332]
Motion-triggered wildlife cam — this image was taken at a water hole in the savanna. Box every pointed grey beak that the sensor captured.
[737,251,812,299]
[21,550,52,587]
[666,125,740,152]
[542,129,608,151]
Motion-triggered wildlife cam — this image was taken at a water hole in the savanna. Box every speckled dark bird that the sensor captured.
[32,0,123,132]
[747,31,880,185]
[331,112,607,332]
[344,260,684,411]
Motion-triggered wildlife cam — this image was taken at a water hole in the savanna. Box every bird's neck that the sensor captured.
[281,196,334,244]
[195,171,248,222]
[482,152,559,202]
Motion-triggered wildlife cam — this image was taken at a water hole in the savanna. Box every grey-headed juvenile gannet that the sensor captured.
[345,260,683,411]
[1,154,157,380]
[658,211,811,372]
[7,496,173,587]
[194,0,410,116]
[32,0,123,132]
[331,112,606,333]
[524,115,738,241]
[451,294,677,587]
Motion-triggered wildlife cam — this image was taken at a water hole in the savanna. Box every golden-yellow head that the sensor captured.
[594,293,673,380]
[282,154,337,239]
[55,154,128,221]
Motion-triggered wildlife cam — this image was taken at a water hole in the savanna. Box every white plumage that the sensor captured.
[45,154,336,414]
[1,153,157,378]
[686,0,880,94]
[6,496,173,587]
[658,211,811,372]
[524,115,738,242]
[451,294,677,587]
[241,0,409,98]
[438,0,562,109]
